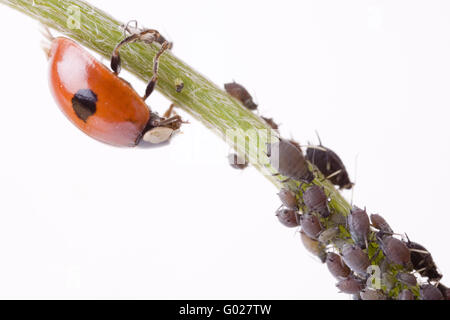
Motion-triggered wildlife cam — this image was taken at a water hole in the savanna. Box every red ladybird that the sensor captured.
[46,28,182,147]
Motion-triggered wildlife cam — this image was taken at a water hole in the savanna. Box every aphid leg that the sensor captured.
[271,173,281,177]
[143,41,170,101]
[409,248,431,255]
[326,169,342,180]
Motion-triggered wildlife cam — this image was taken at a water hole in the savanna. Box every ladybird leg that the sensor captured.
[122,20,139,36]
[111,33,140,74]
[158,115,184,129]
[150,113,183,131]
[163,103,176,118]
[143,41,170,101]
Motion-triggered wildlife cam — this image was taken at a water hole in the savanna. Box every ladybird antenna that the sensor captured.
[39,25,55,60]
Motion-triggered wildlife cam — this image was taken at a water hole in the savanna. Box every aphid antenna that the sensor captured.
[314,130,323,146]
[305,144,328,152]
[350,153,359,205]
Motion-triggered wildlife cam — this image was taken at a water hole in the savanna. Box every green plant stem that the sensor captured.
[0,0,350,210]
[1,0,441,299]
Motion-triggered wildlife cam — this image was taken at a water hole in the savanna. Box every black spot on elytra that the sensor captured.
[72,89,98,122]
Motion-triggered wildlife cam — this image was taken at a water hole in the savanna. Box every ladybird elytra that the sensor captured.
[48,37,151,147]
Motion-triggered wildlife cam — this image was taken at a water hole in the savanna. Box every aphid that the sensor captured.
[398,289,415,300]
[396,273,417,287]
[306,136,353,189]
[267,139,314,183]
[277,188,298,209]
[336,277,364,295]
[341,244,370,276]
[46,32,183,147]
[228,153,248,170]
[175,78,184,93]
[276,208,300,228]
[420,284,444,300]
[379,236,411,267]
[303,185,330,218]
[326,252,351,280]
[318,227,339,244]
[370,214,393,234]
[347,207,370,248]
[360,289,387,300]
[288,140,303,153]
[405,239,442,282]
[224,82,258,110]
[300,231,327,263]
[300,213,323,239]
[261,117,279,130]
[438,284,450,300]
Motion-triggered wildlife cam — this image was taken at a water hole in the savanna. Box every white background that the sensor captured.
[0,0,449,299]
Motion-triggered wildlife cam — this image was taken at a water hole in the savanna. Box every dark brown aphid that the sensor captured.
[370,214,393,234]
[276,208,300,228]
[420,284,444,300]
[396,273,417,287]
[277,188,297,209]
[306,140,353,189]
[228,153,248,170]
[336,277,364,294]
[267,139,314,183]
[303,185,330,218]
[300,231,327,263]
[398,289,415,300]
[379,236,411,267]
[360,289,387,300]
[405,239,442,282]
[438,284,450,300]
[326,252,351,280]
[261,117,279,131]
[288,140,303,153]
[300,213,323,239]
[348,207,370,248]
[224,82,258,110]
[342,244,370,276]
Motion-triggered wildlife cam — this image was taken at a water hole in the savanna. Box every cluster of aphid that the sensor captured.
[44,16,447,299]
[224,83,448,300]
[278,153,448,299]
[276,150,448,300]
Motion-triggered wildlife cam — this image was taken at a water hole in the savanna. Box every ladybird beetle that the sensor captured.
[47,29,182,147]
